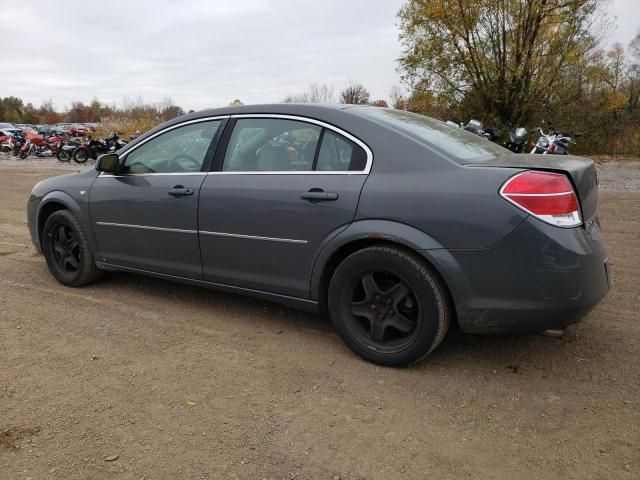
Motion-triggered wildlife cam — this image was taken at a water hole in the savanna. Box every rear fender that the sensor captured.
[309,219,472,308]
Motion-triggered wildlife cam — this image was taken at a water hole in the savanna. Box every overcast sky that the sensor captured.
[0,0,637,112]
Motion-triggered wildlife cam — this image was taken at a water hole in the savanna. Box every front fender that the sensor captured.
[309,219,471,305]
[32,190,98,254]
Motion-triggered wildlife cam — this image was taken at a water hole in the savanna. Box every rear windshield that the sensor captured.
[354,108,509,163]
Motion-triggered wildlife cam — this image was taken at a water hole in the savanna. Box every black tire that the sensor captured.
[73,147,89,164]
[19,151,28,159]
[328,246,451,366]
[41,210,103,287]
[57,150,71,162]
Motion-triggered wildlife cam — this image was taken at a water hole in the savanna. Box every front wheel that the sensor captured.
[328,246,451,366]
[57,150,71,162]
[41,210,103,287]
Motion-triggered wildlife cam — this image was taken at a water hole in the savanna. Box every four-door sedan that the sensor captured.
[27,104,610,366]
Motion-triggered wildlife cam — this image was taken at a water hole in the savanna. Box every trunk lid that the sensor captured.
[471,154,599,221]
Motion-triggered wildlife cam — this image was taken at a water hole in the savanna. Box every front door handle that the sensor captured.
[168,186,194,197]
[300,189,338,202]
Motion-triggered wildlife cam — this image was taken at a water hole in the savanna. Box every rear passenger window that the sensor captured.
[221,117,367,172]
[316,130,367,171]
[223,118,321,172]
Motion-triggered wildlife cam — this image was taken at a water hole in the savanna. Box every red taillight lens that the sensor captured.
[500,171,582,227]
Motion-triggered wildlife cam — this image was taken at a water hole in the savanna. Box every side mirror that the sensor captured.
[96,153,120,173]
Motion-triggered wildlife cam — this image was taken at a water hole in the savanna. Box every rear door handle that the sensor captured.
[300,189,338,202]
[168,186,194,197]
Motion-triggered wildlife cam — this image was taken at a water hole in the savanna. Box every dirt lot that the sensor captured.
[0,158,638,479]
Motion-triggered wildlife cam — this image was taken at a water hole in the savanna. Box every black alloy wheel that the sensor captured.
[328,246,450,366]
[49,223,81,274]
[347,270,420,352]
[42,210,103,287]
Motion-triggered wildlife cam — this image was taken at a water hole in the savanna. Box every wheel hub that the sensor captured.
[372,295,394,316]
[348,270,420,349]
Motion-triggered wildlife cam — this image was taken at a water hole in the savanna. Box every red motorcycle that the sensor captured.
[18,132,61,159]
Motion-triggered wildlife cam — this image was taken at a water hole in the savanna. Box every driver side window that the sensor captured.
[123,120,221,174]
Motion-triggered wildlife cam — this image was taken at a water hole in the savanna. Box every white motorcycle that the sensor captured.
[530,128,575,155]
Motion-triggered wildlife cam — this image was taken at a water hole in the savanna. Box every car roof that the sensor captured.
[186,103,353,120]
[121,103,385,157]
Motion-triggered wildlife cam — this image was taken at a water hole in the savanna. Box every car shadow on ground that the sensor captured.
[94,270,594,372]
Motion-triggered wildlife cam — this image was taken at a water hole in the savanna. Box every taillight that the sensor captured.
[500,171,582,228]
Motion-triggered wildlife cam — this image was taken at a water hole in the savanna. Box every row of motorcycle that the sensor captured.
[449,119,579,155]
[0,131,128,163]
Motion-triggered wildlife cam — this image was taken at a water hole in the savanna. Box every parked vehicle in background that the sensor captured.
[0,122,15,130]
[0,133,16,155]
[462,119,500,141]
[105,131,128,151]
[56,137,82,162]
[36,125,56,136]
[504,127,530,153]
[15,124,37,133]
[1,130,25,155]
[68,124,88,136]
[18,132,60,159]
[530,127,576,155]
[73,136,108,163]
[1,127,22,136]
[53,124,73,136]
[27,105,609,366]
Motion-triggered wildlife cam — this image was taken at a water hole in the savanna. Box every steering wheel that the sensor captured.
[167,154,200,172]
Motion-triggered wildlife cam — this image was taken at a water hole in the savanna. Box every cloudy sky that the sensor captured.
[0,0,637,111]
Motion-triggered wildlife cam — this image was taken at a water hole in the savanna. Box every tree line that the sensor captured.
[0,96,185,137]
[396,0,640,155]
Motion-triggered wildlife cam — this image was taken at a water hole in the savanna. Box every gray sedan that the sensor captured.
[27,104,610,365]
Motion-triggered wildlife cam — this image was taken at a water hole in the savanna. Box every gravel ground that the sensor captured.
[594,160,640,191]
[0,157,638,479]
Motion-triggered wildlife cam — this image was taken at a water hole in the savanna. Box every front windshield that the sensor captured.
[354,107,509,162]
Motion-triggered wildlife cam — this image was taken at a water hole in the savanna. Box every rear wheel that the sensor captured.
[328,246,450,366]
[73,147,89,164]
[41,210,103,287]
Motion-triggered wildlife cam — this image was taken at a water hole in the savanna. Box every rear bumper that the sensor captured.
[423,215,610,334]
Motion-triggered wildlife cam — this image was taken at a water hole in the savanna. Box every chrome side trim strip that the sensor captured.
[205,171,366,176]
[95,222,197,234]
[95,222,308,244]
[99,172,208,178]
[229,113,373,174]
[199,230,307,244]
